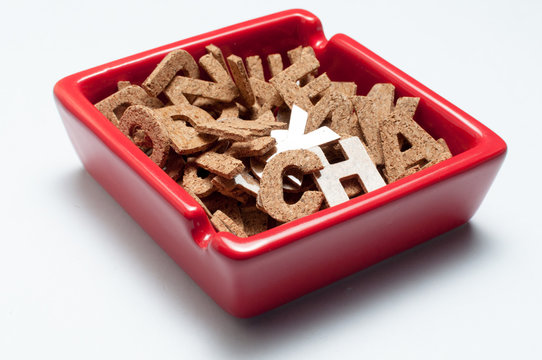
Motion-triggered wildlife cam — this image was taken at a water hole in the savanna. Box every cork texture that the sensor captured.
[255,110,287,129]
[286,46,303,65]
[182,163,216,198]
[217,118,271,136]
[199,53,235,86]
[287,46,318,86]
[142,49,200,97]
[226,136,276,157]
[227,54,255,106]
[195,151,245,179]
[241,206,269,236]
[163,53,238,103]
[194,122,253,141]
[302,74,332,99]
[216,103,239,120]
[209,198,246,235]
[200,193,234,215]
[267,54,284,77]
[232,170,261,197]
[250,77,284,115]
[95,85,163,127]
[211,176,251,203]
[92,45,458,238]
[209,196,242,223]
[437,138,451,153]
[118,105,170,167]
[163,103,251,141]
[381,97,452,182]
[117,80,131,90]
[306,91,357,137]
[164,88,190,105]
[164,152,185,181]
[342,177,364,198]
[211,210,247,237]
[270,50,319,83]
[190,96,218,108]
[271,79,311,111]
[270,52,322,111]
[368,83,395,125]
[154,106,216,154]
[352,95,383,165]
[164,76,239,103]
[258,150,324,222]
[325,82,358,97]
[205,44,228,71]
[246,55,265,80]
[354,83,395,163]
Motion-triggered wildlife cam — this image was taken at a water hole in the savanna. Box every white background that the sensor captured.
[1,0,541,358]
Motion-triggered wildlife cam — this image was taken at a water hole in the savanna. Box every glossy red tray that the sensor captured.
[54,9,506,317]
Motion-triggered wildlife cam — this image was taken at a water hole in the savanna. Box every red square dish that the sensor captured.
[54,9,506,317]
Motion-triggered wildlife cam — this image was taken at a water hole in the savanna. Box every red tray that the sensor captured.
[54,9,506,317]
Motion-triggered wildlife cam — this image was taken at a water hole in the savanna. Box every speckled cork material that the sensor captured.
[381,97,452,182]
[226,136,276,157]
[210,198,246,236]
[227,54,256,107]
[211,175,251,203]
[118,105,170,167]
[211,210,247,237]
[306,91,357,137]
[270,50,321,111]
[163,152,185,181]
[250,77,284,115]
[258,150,324,223]
[197,122,253,141]
[142,49,200,97]
[205,44,228,71]
[94,43,455,237]
[154,106,216,154]
[254,111,287,129]
[240,206,269,236]
[95,85,163,127]
[267,54,284,77]
[246,55,265,80]
[165,76,239,103]
[249,105,341,184]
[231,170,261,197]
[164,54,238,103]
[301,74,332,99]
[216,103,240,120]
[195,151,245,179]
[287,45,317,86]
[117,80,131,90]
[165,103,252,141]
[217,118,271,136]
[182,163,216,198]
